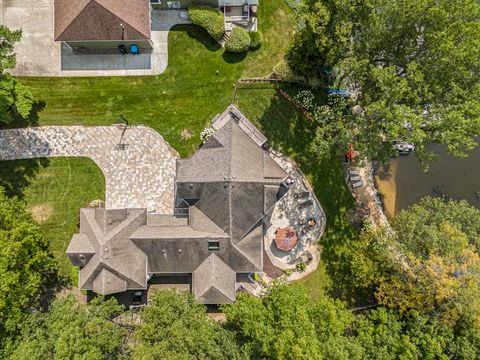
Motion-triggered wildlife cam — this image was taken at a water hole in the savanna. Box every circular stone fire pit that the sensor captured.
[306,218,317,229]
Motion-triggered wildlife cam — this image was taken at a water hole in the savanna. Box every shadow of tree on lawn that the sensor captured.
[1,100,46,129]
[222,51,248,64]
[0,101,50,199]
[237,88,373,304]
[173,24,222,52]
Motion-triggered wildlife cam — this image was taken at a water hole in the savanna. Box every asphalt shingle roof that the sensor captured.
[54,0,150,41]
[68,110,289,304]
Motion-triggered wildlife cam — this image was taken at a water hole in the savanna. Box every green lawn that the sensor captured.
[235,86,357,299]
[1,0,358,295]
[17,0,295,158]
[0,157,104,276]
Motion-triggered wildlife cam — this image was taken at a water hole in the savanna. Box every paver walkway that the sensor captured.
[0,126,177,213]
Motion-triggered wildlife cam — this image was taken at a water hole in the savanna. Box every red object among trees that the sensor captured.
[346,143,356,162]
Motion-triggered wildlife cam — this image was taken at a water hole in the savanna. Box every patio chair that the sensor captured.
[298,200,314,209]
[294,191,310,200]
[130,44,139,55]
[348,168,359,176]
[352,180,364,189]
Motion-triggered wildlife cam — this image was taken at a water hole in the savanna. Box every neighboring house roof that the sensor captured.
[68,108,289,304]
[54,0,151,42]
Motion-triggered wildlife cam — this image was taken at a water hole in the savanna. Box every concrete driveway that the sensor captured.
[1,0,61,76]
[0,0,190,76]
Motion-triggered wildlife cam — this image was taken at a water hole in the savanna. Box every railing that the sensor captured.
[225,15,249,22]
[229,106,267,146]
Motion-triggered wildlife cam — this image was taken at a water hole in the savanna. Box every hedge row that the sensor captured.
[225,28,263,53]
[188,5,225,41]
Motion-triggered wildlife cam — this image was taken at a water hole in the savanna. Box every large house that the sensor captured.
[67,107,289,304]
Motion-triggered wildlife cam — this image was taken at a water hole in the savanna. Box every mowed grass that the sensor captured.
[2,0,358,294]
[0,157,104,276]
[235,86,357,299]
[17,0,295,157]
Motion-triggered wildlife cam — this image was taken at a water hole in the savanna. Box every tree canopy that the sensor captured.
[134,290,243,360]
[0,25,32,123]
[350,198,480,329]
[9,296,127,360]
[222,283,362,359]
[0,187,59,348]
[287,0,480,162]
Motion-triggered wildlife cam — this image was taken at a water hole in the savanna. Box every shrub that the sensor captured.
[200,127,216,143]
[225,27,251,53]
[188,5,225,41]
[296,262,307,272]
[293,90,315,111]
[248,31,263,49]
[283,268,293,276]
[272,59,301,81]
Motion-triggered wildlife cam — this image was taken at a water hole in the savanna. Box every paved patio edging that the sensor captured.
[0,125,177,213]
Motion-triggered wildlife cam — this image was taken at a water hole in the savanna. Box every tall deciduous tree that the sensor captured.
[0,25,32,123]
[0,187,59,348]
[8,296,127,360]
[358,198,480,327]
[134,290,243,360]
[354,308,477,360]
[287,0,480,162]
[222,283,363,359]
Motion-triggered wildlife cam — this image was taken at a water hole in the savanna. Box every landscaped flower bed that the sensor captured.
[277,88,315,122]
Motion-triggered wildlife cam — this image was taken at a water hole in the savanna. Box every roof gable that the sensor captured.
[192,254,236,304]
[74,208,148,293]
[93,268,127,295]
[55,0,150,41]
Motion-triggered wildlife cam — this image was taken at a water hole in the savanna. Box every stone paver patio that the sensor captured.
[0,126,177,213]
[263,150,326,277]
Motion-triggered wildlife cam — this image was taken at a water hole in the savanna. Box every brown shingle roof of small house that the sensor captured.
[54,0,150,42]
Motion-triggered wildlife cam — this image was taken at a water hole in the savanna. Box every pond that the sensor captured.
[375,143,480,218]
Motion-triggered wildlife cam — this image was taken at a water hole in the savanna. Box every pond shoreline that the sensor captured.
[373,143,480,217]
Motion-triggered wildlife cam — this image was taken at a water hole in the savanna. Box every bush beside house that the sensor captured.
[188,5,225,41]
[225,27,251,53]
[248,31,263,49]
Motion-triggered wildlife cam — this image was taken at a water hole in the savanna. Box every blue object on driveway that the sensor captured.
[130,45,139,55]
[328,89,351,97]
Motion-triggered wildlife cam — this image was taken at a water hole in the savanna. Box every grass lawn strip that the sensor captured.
[3,0,357,294]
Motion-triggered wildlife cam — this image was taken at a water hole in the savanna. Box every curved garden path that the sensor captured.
[0,126,177,214]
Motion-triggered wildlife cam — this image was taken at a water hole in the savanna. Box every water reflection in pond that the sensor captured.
[375,143,480,218]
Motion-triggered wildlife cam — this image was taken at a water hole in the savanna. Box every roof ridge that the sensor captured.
[93,0,150,39]
[231,243,259,270]
[104,209,145,243]
[56,0,150,41]
[55,0,93,41]
[101,261,144,289]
